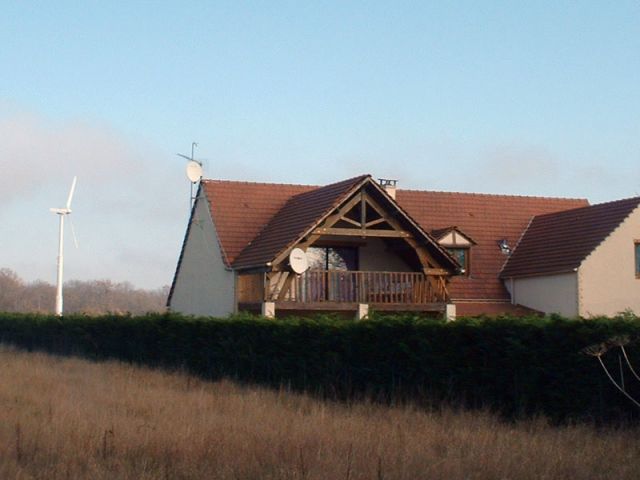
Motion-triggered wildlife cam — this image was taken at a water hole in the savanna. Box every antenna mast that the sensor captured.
[177,142,204,211]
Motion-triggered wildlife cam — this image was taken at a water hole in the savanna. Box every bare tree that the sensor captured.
[0,268,168,315]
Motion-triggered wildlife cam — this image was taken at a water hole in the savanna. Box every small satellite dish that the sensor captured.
[289,248,309,274]
[186,160,203,183]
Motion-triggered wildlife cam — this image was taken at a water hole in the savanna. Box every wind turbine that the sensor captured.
[50,176,78,316]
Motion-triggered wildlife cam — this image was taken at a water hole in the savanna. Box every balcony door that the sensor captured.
[305,247,358,301]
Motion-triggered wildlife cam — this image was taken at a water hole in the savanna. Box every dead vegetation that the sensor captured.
[1,345,639,479]
[0,268,168,314]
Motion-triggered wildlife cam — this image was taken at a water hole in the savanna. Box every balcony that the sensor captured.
[237,270,449,313]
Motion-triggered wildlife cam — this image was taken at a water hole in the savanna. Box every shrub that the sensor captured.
[0,311,639,422]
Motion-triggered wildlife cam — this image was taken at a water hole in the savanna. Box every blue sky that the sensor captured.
[1,1,639,288]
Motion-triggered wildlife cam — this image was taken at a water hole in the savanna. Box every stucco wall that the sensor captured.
[358,237,412,271]
[169,195,235,317]
[508,272,578,317]
[579,206,640,316]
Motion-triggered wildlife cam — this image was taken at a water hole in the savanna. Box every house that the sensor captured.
[167,174,640,319]
[500,197,640,317]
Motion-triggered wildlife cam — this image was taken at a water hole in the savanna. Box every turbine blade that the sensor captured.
[69,216,79,249]
[176,153,191,161]
[66,176,77,209]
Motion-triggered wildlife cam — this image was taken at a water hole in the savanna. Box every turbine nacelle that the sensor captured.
[50,207,72,215]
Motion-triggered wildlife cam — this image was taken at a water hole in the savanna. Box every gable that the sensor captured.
[501,196,640,279]
[432,227,476,247]
[231,175,459,273]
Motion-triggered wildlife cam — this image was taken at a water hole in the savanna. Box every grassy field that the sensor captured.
[1,346,639,479]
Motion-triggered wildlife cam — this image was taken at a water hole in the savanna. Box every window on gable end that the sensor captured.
[635,241,640,278]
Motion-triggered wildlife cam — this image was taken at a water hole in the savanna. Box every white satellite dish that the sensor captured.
[289,248,309,274]
[186,160,203,183]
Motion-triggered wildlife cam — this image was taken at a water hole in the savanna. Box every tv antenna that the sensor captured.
[177,142,204,210]
[50,176,79,316]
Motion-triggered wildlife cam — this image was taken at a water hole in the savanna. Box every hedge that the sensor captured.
[0,312,639,423]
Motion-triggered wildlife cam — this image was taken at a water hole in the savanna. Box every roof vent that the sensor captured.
[498,239,512,255]
[378,178,398,200]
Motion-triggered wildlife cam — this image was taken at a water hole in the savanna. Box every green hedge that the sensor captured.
[1,312,639,423]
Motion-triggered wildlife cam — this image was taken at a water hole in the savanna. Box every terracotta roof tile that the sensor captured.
[395,190,587,301]
[500,196,640,278]
[202,180,315,267]
[201,177,588,301]
[231,175,370,269]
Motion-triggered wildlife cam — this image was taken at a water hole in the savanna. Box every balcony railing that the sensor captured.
[237,270,449,305]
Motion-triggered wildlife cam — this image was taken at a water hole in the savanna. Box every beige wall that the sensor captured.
[579,206,640,317]
[169,194,235,317]
[358,237,412,272]
[508,273,578,317]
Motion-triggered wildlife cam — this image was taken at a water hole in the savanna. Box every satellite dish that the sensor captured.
[186,160,203,183]
[289,248,309,274]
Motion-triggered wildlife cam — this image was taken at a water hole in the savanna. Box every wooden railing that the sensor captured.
[237,270,449,305]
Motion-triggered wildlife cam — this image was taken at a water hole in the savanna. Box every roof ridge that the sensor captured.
[531,195,640,221]
[397,187,588,202]
[201,178,319,188]
[201,174,372,190]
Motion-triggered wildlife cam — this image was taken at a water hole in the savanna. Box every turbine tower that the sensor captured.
[50,176,77,316]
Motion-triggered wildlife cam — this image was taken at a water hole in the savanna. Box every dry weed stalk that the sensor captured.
[15,422,22,463]
[583,337,640,409]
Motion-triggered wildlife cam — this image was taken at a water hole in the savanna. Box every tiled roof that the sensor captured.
[201,177,588,301]
[201,179,315,267]
[455,302,542,317]
[231,175,369,269]
[500,196,640,278]
[395,190,587,301]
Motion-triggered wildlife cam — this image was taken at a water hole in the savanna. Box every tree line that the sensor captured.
[0,268,168,315]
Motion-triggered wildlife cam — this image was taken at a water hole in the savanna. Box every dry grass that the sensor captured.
[1,346,639,479]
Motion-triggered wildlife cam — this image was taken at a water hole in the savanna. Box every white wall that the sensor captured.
[169,194,235,317]
[579,206,640,317]
[508,273,578,317]
[358,237,412,272]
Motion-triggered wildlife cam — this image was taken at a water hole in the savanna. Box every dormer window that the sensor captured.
[447,247,470,274]
[432,226,476,276]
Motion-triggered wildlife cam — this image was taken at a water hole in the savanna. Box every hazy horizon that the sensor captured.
[2,2,639,289]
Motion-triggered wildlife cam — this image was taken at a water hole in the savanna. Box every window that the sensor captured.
[447,247,470,275]
[306,246,358,271]
[636,242,640,278]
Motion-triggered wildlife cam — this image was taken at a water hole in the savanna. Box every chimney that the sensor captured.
[378,178,398,200]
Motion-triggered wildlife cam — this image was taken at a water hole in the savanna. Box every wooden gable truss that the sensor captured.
[258,180,458,303]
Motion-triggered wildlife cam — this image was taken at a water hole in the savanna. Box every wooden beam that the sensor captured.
[340,216,362,227]
[278,273,294,301]
[312,227,411,238]
[363,193,449,272]
[360,191,366,234]
[365,217,387,228]
[271,234,320,268]
[423,268,450,276]
[321,194,364,229]
[269,271,290,301]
